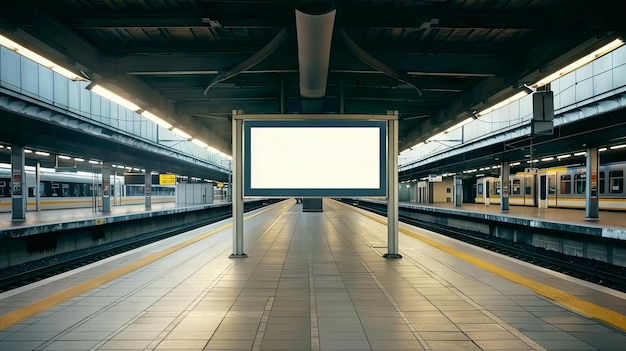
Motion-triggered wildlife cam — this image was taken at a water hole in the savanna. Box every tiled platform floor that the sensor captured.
[1,199,625,350]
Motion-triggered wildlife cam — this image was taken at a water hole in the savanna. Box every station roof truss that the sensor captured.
[1,0,625,169]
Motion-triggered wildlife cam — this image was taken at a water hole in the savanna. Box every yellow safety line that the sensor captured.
[0,205,278,330]
[336,201,626,332]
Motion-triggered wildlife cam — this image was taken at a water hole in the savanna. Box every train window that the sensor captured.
[494,181,501,195]
[477,183,483,195]
[560,175,572,194]
[599,172,605,194]
[548,175,556,195]
[0,181,5,197]
[512,179,521,195]
[609,170,624,194]
[574,173,586,194]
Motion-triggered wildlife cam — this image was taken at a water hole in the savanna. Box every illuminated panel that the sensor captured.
[244,120,386,197]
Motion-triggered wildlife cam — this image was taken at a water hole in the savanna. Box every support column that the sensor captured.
[384,111,402,259]
[231,110,247,258]
[453,175,462,207]
[101,162,111,212]
[585,147,599,221]
[145,169,152,210]
[11,146,26,221]
[500,161,510,213]
[35,162,41,211]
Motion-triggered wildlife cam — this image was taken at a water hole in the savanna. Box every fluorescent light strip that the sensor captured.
[58,155,72,160]
[0,34,84,81]
[574,152,586,157]
[172,128,192,140]
[533,38,624,88]
[476,91,528,117]
[35,151,50,156]
[557,154,571,159]
[610,144,626,150]
[90,84,141,112]
[192,139,209,148]
[141,111,172,129]
[444,117,474,134]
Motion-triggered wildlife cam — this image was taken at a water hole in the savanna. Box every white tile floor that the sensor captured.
[1,199,625,350]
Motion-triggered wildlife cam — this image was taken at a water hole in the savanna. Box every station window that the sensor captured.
[512,179,521,195]
[560,175,572,194]
[477,183,483,195]
[609,170,624,194]
[574,173,586,194]
[599,172,605,194]
[548,175,556,195]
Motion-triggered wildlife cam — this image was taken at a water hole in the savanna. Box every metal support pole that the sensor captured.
[453,175,462,207]
[231,110,247,258]
[384,111,402,259]
[145,169,152,210]
[500,161,510,213]
[101,162,111,212]
[35,162,41,211]
[585,147,599,220]
[11,146,26,221]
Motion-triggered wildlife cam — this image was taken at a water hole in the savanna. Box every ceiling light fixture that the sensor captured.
[0,34,85,81]
[88,84,141,112]
[532,38,624,88]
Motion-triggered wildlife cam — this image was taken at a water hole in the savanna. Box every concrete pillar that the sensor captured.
[231,110,247,258]
[500,161,510,213]
[384,112,402,259]
[145,169,152,210]
[453,175,462,207]
[101,163,111,212]
[11,146,26,221]
[585,147,599,221]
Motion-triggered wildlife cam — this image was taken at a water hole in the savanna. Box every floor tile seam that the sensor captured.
[335,201,596,350]
[130,259,239,351]
[445,286,549,351]
[92,204,294,350]
[321,208,431,350]
[251,296,275,351]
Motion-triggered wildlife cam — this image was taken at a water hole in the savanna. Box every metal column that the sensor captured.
[11,146,26,221]
[384,113,402,259]
[585,147,599,220]
[231,110,247,258]
[101,163,111,212]
[500,161,510,213]
[145,169,152,210]
[453,175,462,207]
[35,162,41,211]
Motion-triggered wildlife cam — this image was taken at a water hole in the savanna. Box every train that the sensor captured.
[0,167,176,212]
[475,161,626,210]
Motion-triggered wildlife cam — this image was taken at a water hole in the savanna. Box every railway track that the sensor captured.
[344,200,626,293]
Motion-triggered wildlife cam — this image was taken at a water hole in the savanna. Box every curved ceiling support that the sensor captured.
[339,28,423,97]
[296,1,336,101]
[203,28,288,96]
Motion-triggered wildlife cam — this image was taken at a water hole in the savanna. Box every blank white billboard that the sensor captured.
[244,120,386,197]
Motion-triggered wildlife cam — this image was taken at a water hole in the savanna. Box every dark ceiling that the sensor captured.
[1,0,625,155]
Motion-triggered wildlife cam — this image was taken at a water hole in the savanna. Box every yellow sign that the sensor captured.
[159,174,176,185]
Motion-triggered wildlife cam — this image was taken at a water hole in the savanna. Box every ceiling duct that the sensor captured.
[295,1,336,112]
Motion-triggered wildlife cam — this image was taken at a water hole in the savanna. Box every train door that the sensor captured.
[524,175,535,206]
[538,174,548,208]
[464,178,476,203]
